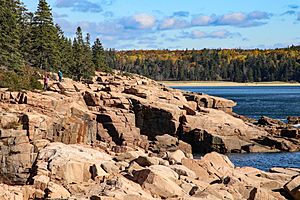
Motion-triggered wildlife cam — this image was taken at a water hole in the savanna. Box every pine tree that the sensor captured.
[56,25,73,74]
[92,38,106,71]
[72,27,95,80]
[83,33,95,77]
[18,3,34,66]
[31,0,59,70]
[0,0,24,69]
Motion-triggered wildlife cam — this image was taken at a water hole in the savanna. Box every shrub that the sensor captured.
[0,66,43,91]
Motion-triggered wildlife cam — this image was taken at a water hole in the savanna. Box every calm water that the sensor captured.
[174,86,300,171]
[227,152,300,171]
[174,86,300,120]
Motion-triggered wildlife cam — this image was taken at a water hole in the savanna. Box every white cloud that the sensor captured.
[159,18,189,30]
[121,13,156,29]
[218,12,247,25]
[191,15,215,26]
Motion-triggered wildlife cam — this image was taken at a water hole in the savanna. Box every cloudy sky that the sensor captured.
[23,0,300,50]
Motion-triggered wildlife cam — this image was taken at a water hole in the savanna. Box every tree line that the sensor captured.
[0,0,110,84]
[1,0,300,90]
[109,47,300,82]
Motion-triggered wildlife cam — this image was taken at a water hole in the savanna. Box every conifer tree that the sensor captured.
[19,4,34,66]
[92,38,106,71]
[0,0,24,69]
[56,25,73,74]
[31,0,59,70]
[72,27,95,80]
[83,33,95,76]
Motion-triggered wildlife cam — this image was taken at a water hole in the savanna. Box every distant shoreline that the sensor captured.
[159,81,300,87]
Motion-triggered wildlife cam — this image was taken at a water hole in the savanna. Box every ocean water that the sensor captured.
[174,86,300,120]
[227,152,300,171]
[174,86,300,170]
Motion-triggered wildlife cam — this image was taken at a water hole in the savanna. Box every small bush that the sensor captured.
[0,66,43,91]
[120,71,133,78]
[101,66,113,74]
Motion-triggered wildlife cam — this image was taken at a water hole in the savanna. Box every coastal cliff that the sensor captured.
[0,71,299,199]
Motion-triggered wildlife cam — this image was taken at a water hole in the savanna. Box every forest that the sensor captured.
[0,0,110,90]
[110,47,300,82]
[1,0,300,91]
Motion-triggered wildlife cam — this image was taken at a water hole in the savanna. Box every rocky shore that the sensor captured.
[0,71,299,199]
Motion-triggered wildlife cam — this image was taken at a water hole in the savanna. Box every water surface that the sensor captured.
[174,86,300,120]
[174,86,300,170]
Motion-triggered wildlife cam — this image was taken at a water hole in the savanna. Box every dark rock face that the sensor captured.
[178,128,226,154]
[132,101,177,140]
[287,116,300,124]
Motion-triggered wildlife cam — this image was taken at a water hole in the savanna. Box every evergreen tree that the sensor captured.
[31,0,59,70]
[19,4,34,66]
[72,27,95,80]
[92,38,106,71]
[83,33,95,76]
[0,0,23,69]
[55,24,73,74]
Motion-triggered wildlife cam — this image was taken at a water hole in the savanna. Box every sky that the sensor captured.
[22,0,300,50]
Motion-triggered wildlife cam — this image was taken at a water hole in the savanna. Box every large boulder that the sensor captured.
[178,109,268,153]
[35,143,112,185]
[284,175,300,200]
[0,127,36,184]
[133,168,185,198]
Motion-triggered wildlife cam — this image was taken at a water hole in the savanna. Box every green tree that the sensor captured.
[31,0,59,70]
[0,0,24,69]
[71,27,95,80]
[92,38,106,71]
[55,24,73,74]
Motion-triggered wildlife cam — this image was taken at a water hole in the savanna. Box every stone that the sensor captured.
[284,175,300,200]
[133,168,185,198]
[155,134,178,147]
[32,139,50,151]
[270,167,299,176]
[46,182,71,199]
[101,161,119,174]
[115,161,129,171]
[178,140,193,155]
[180,182,198,195]
[201,152,234,169]
[167,149,186,164]
[83,91,100,106]
[126,161,144,175]
[90,164,108,180]
[102,174,154,199]
[135,156,160,167]
[170,165,197,179]
[115,151,146,162]
[148,165,179,181]
[0,129,27,138]
[181,158,211,180]
[36,143,112,184]
[249,187,280,200]
[33,174,50,191]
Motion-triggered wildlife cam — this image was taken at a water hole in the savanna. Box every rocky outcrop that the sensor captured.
[0,71,275,156]
[1,142,298,199]
[0,71,300,199]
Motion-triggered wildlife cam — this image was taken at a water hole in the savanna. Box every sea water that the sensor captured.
[174,86,300,171]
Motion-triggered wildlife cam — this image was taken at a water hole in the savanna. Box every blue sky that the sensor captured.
[23,0,300,50]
